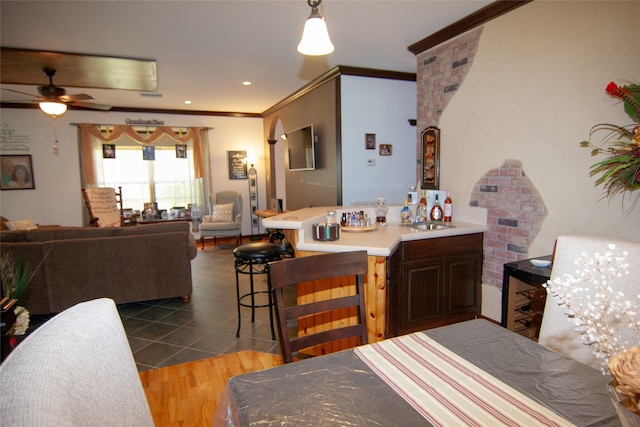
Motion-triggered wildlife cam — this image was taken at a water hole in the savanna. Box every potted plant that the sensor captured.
[581,81,640,216]
[1,252,32,361]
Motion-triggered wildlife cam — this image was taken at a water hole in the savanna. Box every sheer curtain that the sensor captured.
[78,124,207,213]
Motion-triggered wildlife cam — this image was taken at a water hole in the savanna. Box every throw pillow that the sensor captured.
[212,203,234,222]
[5,218,37,231]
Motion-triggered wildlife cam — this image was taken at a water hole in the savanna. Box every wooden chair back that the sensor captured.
[269,250,369,363]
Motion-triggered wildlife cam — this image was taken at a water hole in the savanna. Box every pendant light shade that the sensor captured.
[39,101,67,116]
[297,0,334,56]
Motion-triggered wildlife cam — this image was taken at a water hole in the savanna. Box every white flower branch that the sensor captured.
[544,244,640,374]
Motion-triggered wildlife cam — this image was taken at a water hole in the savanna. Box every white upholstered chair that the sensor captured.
[199,190,243,249]
[538,235,640,370]
[0,298,154,426]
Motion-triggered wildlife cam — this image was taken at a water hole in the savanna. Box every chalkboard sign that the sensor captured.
[228,150,247,179]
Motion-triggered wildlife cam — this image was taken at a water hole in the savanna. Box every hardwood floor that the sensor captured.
[139,350,283,427]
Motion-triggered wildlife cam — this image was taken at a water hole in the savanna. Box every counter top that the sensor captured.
[262,206,487,257]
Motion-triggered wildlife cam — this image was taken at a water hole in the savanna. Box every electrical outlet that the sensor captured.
[366,159,376,166]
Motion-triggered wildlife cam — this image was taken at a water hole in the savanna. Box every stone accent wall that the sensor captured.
[415,27,483,172]
[415,29,548,290]
[470,160,547,288]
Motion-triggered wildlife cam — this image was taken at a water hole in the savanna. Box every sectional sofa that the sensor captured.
[0,222,197,315]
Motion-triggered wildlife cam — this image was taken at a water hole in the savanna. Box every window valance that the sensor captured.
[78,123,206,184]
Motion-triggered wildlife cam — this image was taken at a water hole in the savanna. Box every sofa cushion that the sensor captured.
[25,227,116,242]
[212,203,234,222]
[0,230,30,242]
[114,221,190,237]
[5,218,37,231]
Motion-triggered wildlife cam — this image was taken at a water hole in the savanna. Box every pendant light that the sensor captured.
[39,101,67,116]
[297,0,334,56]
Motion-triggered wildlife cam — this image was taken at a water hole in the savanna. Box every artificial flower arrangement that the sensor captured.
[1,252,32,339]
[580,81,640,215]
[543,244,640,418]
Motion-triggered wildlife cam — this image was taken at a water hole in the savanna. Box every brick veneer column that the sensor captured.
[415,27,483,179]
[470,160,547,289]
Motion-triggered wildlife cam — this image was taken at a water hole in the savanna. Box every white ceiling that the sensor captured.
[0,0,492,115]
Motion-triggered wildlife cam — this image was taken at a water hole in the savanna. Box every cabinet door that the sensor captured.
[445,252,481,318]
[398,257,444,334]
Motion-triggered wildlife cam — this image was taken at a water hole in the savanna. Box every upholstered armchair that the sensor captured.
[538,235,639,370]
[0,298,154,425]
[199,190,242,249]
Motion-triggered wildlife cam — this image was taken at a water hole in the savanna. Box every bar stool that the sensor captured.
[233,242,283,340]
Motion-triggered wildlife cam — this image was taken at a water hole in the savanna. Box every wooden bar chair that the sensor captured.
[269,250,369,363]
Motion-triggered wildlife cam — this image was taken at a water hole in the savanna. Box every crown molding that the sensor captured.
[407,0,532,55]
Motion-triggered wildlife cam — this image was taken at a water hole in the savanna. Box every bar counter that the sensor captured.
[262,205,487,345]
[262,204,487,256]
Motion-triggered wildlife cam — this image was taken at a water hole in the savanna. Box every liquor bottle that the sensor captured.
[417,190,429,222]
[430,194,443,221]
[375,195,388,226]
[408,186,418,205]
[400,198,412,224]
[444,190,453,222]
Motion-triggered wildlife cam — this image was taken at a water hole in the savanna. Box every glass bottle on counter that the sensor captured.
[444,190,453,222]
[430,194,443,221]
[401,198,412,224]
[408,186,418,205]
[417,190,428,222]
[375,195,388,226]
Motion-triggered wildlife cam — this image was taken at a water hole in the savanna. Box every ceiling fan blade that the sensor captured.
[1,87,39,99]
[60,93,94,102]
[70,101,112,111]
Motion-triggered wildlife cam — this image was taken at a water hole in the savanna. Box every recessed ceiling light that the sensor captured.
[242,81,252,86]
[184,100,192,105]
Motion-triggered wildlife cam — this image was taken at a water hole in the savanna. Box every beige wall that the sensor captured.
[264,79,339,211]
[438,0,640,256]
[0,109,265,234]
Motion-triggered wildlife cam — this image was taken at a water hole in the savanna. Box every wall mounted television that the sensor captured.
[285,124,315,171]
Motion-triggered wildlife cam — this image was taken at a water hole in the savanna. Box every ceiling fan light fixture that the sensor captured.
[39,101,68,116]
[297,0,334,56]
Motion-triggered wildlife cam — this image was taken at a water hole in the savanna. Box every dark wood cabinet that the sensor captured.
[388,233,483,337]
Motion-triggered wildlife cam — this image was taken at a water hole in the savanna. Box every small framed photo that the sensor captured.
[103,144,116,159]
[379,144,393,156]
[142,145,155,161]
[1,154,35,190]
[175,144,187,158]
[365,133,376,150]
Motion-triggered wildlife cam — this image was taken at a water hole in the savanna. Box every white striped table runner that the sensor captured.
[354,333,577,427]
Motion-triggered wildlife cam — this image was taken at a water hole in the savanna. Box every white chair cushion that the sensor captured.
[212,203,234,222]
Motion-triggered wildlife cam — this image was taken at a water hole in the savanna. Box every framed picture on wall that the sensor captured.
[421,126,440,189]
[142,145,155,161]
[175,144,187,158]
[103,144,116,159]
[1,154,35,190]
[228,150,247,179]
[365,133,376,150]
[379,144,393,156]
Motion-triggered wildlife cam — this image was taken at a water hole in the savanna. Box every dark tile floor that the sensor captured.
[23,238,281,372]
[120,240,281,371]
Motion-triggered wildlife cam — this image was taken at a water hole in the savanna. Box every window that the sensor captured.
[80,125,206,215]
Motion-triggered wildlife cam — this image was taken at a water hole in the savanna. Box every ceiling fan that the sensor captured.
[2,67,112,115]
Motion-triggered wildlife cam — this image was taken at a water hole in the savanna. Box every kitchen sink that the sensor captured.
[409,221,454,231]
